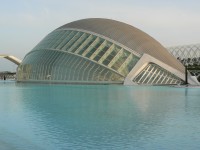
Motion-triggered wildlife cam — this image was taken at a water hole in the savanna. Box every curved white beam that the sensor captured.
[0,54,22,65]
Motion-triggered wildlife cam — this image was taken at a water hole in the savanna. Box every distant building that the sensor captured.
[16,18,198,85]
[167,44,200,82]
[0,71,16,80]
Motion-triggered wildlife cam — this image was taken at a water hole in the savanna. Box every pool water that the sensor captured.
[0,81,200,149]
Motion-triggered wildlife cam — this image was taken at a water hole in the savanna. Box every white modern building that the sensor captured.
[16,18,198,85]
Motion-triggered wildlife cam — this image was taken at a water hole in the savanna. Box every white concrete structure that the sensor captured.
[17,18,198,85]
[0,54,22,65]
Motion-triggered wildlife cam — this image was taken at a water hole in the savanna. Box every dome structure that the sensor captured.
[16,18,198,85]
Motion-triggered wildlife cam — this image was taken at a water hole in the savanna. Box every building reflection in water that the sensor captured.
[7,83,200,149]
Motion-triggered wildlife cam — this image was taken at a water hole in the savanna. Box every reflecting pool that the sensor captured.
[0,81,200,150]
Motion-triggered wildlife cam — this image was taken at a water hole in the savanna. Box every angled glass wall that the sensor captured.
[133,63,184,85]
[32,29,140,77]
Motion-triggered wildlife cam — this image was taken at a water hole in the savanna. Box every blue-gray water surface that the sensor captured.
[0,81,200,150]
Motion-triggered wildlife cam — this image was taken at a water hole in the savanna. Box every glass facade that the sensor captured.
[17,29,139,84]
[133,63,184,85]
[17,19,187,85]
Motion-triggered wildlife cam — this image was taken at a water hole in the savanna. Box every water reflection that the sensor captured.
[1,82,200,149]
[15,84,177,149]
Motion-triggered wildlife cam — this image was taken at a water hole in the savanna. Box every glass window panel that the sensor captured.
[93,42,112,62]
[70,57,84,80]
[85,38,104,58]
[105,71,113,81]
[52,31,71,49]
[70,33,89,53]
[51,53,66,80]
[133,71,145,83]
[99,69,108,81]
[82,62,92,81]
[78,36,96,55]
[139,72,149,83]
[87,64,97,81]
[55,31,72,49]
[63,32,82,51]
[74,35,92,54]
[76,59,88,81]
[66,55,78,80]
[159,74,166,84]
[102,47,119,66]
[95,68,103,81]
[47,31,64,49]
[147,70,158,84]
[132,63,184,85]
[111,49,127,70]
[127,56,139,72]
[142,71,152,84]
[60,31,77,50]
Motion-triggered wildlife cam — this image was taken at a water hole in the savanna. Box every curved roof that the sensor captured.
[58,18,184,73]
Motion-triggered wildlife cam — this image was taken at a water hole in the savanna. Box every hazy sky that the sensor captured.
[0,0,200,71]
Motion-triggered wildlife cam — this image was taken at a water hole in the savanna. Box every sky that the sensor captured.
[0,0,200,71]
